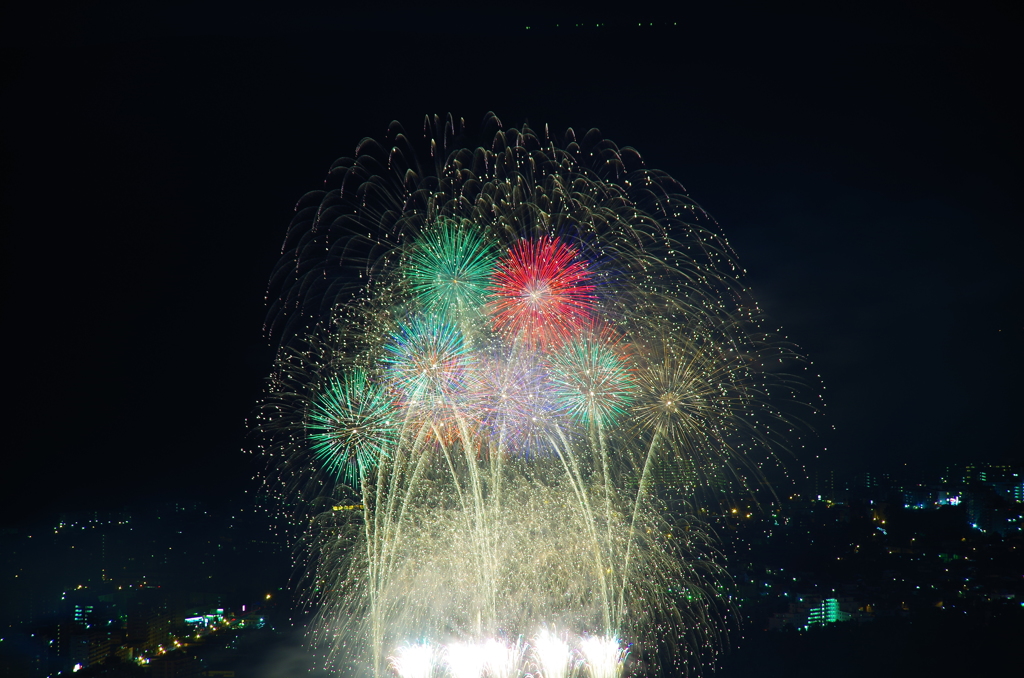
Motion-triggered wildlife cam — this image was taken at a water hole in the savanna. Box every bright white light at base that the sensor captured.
[445,642,488,678]
[579,636,627,678]
[484,638,524,678]
[390,643,435,678]
[390,633,626,678]
[532,629,572,678]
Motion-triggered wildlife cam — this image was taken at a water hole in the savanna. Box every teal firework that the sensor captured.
[308,369,397,487]
[547,332,636,427]
[383,315,471,405]
[406,219,497,319]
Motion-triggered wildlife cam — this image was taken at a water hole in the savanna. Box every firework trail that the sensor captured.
[254,113,817,677]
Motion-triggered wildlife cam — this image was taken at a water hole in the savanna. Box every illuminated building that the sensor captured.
[768,596,858,631]
[807,598,845,626]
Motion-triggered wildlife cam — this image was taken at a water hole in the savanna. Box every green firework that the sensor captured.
[308,369,398,487]
[547,332,636,427]
[406,219,497,319]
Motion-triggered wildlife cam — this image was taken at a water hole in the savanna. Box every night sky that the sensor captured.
[3,3,1020,525]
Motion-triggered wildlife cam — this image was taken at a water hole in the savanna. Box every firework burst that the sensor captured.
[487,236,596,348]
[546,327,635,428]
[407,218,497,320]
[469,346,556,456]
[308,369,397,487]
[383,315,471,405]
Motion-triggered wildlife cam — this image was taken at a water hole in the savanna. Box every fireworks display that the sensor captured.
[254,114,816,677]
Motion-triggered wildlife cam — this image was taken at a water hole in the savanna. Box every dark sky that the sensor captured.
[3,2,1021,525]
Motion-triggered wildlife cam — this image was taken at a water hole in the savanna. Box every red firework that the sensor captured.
[487,236,596,347]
